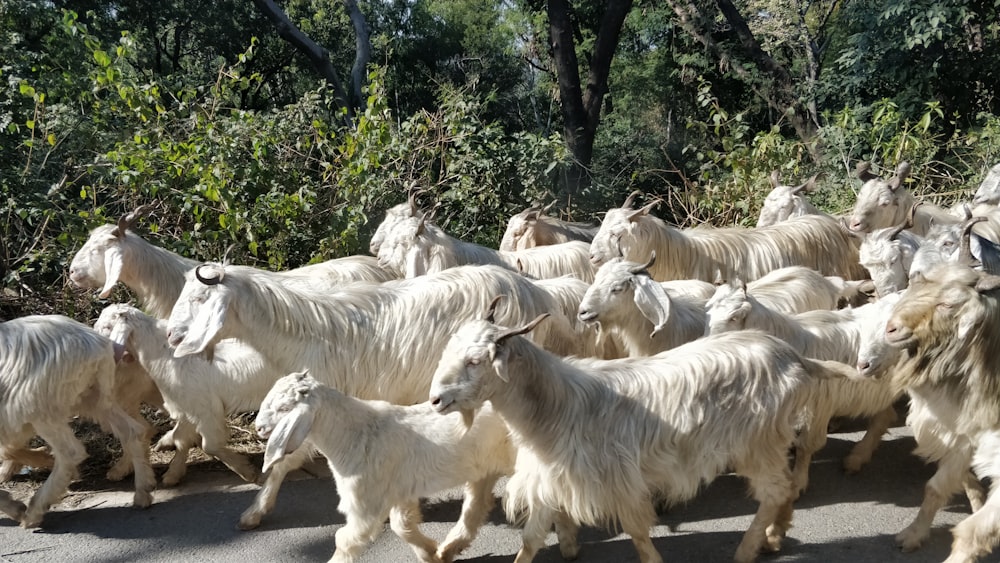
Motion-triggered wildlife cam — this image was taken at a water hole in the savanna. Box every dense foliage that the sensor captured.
[4,1,1000,319]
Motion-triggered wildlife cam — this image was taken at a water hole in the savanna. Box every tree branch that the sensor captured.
[251,0,353,121]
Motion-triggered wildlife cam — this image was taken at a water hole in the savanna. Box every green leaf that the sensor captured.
[19,82,35,97]
[25,120,34,130]
[93,50,111,66]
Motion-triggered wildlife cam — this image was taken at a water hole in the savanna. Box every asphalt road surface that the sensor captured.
[2,418,999,563]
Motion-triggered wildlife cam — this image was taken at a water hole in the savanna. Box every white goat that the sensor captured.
[95,304,284,486]
[0,315,155,528]
[882,265,1000,562]
[377,213,595,282]
[756,170,822,227]
[577,255,709,357]
[70,208,394,317]
[256,371,523,563]
[67,207,393,454]
[369,189,432,256]
[847,161,962,236]
[429,316,857,563]
[165,263,578,529]
[589,195,865,282]
[857,222,924,297]
[705,283,902,492]
[911,216,1000,281]
[972,162,1000,206]
[500,203,598,251]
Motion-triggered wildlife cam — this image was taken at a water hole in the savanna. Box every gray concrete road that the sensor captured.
[2,420,999,563]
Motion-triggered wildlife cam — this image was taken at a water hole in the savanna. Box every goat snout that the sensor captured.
[578,309,597,322]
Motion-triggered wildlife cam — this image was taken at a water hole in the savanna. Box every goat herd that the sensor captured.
[3,160,1000,563]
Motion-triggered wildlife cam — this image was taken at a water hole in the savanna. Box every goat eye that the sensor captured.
[467,358,480,367]
[610,284,626,294]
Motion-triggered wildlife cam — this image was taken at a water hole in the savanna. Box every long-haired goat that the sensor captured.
[756,170,822,227]
[577,255,710,357]
[910,216,1000,281]
[70,207,394,317]
[589,193,864,282]
[847,161,962,236]
[429,315,857,563]
[500,202,598,251]
[857,220,924,297]
[882,265,1000,561]
[0,315,155,528]
[256,371,532,563]
[705,282,902,492]
[165,263,578,530]
[378,213,595,281]
[95,304,285,486]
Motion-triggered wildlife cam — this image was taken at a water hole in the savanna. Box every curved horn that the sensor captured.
[621,190,644,209]
[792,174,820,195]
[416,209,436,236]
[407,187,426,215]
[959,216,987,265]
[194,264,224,286]
[886,220,908,241]
[628,251,656,274]
[112,204,153,237]
[484,295,504,323]
[769,170,781,188]
[627,199,659,222]
[541,200,557,214]
[855,161,878,182]
[495,313,550,345]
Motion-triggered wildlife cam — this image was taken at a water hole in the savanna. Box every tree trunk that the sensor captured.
[343,0,372,110]
[668,1,818,145]
[251,0,354,122]
[547,0,632,197]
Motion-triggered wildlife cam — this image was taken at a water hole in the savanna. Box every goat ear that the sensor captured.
[957,312,979,340]
[627,201,658,222]
[99,246,125,298]
[632,275,671,338]
[976,274,1000,293]
[262,405,314,473]
[173,297,228,358]
[404,246,427,278]
[769,170,781,188]
[488,342,510,382]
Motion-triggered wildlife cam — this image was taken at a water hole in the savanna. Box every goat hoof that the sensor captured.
[238,512,262,531]
[895,527,925,552]
[132,491,153,509]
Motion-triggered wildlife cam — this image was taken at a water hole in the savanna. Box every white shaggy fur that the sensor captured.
[705,284,902,492]
[531,276,623,359]
[589,199,865,282]
[429,320,856,563]
[883,266,1000,561]
[973,163,1000,206]
[165,263,578,529]
[95,304,283,486]
[500,205,598,251]
[0,315,155,528]
[378,215,596,282]
[847,161,960,236]
[858,225,923,297]
[577,257,709,357]
[255,371,520,563]
[756,171,821,227]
